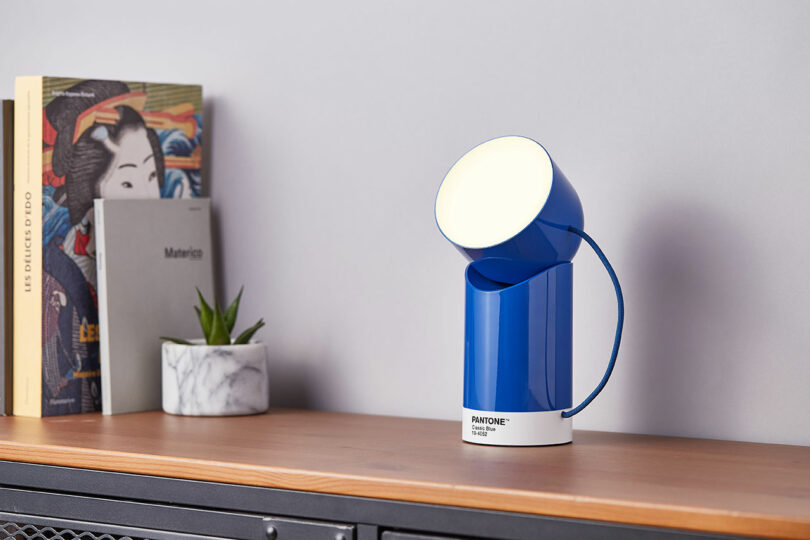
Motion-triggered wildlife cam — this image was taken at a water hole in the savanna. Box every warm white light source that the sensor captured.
[435,136,553,249]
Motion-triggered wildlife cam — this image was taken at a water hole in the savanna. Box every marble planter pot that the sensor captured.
[162,341,269,416]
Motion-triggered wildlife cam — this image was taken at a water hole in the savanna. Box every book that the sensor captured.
[95,198,214,415]
[1,99,12,415]
[13,77,203,417]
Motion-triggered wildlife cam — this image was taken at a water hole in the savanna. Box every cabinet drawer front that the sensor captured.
[382,532,466,540]
[263,516,354,540]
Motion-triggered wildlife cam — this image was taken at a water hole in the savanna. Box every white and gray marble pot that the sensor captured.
[161,340,269,416]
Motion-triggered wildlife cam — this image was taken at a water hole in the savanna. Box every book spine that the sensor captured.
[13,77,43,417]
[0,102,6,415]
[94,200,111,415]
[2,100,13,416]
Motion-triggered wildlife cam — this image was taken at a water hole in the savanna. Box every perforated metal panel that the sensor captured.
[0,521,144,540]
[0,514,226,540]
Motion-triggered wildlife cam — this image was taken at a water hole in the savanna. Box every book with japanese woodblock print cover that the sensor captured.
[13,77,202,417]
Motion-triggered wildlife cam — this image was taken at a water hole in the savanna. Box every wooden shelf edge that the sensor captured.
[0,441,807,540]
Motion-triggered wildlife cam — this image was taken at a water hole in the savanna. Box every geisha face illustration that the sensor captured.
[92,123,161,199]
[45,81,166,227]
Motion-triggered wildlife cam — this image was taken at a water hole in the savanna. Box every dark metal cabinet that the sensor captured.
[0,461,742,540]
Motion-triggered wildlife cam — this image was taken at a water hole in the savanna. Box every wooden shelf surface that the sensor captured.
[0,409,807,539]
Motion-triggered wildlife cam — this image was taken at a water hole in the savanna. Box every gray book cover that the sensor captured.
[95,198,214,415]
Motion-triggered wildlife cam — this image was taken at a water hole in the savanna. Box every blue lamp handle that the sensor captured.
[561,225,625,418]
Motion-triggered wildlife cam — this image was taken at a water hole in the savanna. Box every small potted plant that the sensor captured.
[161,287,268,416]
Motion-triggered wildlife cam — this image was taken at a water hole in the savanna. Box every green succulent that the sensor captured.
[161,287,265,346]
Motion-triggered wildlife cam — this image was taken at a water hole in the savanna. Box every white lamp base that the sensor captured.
[462,408,572,446]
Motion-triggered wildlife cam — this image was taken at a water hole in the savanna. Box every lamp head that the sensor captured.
[435,136,584,284]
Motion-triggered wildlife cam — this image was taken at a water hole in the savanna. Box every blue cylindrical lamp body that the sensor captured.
[463,261,574,445]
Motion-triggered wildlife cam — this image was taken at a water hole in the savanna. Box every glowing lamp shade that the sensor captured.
[436,136,583,284]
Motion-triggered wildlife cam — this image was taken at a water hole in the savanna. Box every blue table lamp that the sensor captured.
[435,136,624,446]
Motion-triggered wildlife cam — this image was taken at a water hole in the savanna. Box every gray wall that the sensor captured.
[2,1,808,445]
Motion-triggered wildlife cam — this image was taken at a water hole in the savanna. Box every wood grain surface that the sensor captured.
[0,409,807,539]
